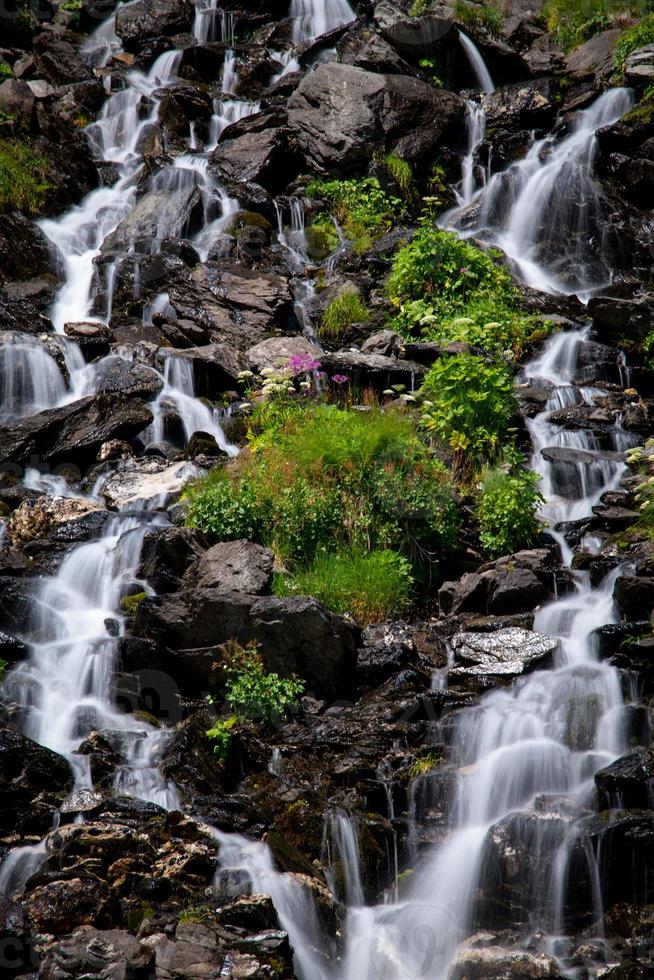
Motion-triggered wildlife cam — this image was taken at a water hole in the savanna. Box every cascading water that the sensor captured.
[0,335,68,421]
[459,32,495,94]
[290,0,355,44]
[446,87,635,297]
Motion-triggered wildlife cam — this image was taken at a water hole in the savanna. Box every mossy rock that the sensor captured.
[120,591,147,616]
[229,210,273,231]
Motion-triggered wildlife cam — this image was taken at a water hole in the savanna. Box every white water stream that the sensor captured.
[0,9,642,980]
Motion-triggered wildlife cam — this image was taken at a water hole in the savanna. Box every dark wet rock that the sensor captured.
[451,942,560,979]
[156,81,213,137]
[0,212,55,284]
[337,21,414,74]
[183,539,275,595]
[33,31,94,86]
[127,590,359,701]
[439,549,559,617]
[162,344,245,394]
[101,186,205,255]
[0,730,73,837]
[115,0,193,49]
[614,574,654,620]
[595,748,654,810]
[24,877,114,935]
[374,1,453,60]
[0,630,29,664]
[588,294,654,346]
[210,111,290,191]
[38,925,154,980]
[287,62,464,173]
[137,526,207,594]
[357,621,419,691]
[450,628,558,679]
[579,811,654,914]
[625,44,654,88]
[0,395,153,468]
[8,496,105,544]
[63,321,112,360]
[93,356,164,400]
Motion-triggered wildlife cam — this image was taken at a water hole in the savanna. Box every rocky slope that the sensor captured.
[0,0,654,978]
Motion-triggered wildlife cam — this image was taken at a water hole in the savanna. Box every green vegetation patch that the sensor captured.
[475,462,544,557]
[0,140,52,214]
[274,548,413,626]
[454,0,504,37]
[306,177,404,254]
[614,13,654,74]
[320,290,370,341]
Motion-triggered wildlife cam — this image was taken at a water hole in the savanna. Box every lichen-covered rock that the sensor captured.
[450,628,558,678]
[183,539,275,595]
[8,496,105,544]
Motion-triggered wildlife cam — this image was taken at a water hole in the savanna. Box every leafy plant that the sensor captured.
[206,713,237,760]
[320,291,370,340]
[216,643,305,724]
[178,905,216,925]
[0,63,13,81]
[306,177,403,254]
[420,353,515,463]
[475,464,544,557]
[275,549,413,626]
[305,214,340,260]
[0,141,52,213]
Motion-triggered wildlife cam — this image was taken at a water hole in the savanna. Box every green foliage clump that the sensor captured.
[421,353,515,462]
[206,714,237,760]
[306,177,403,254]
[320,291,370,339]
[623,84,654,125]
[475,464,544,557]
[178,906,216,925]
[0,141,52,214]
[382,152,415,199]
[305,214,340,260]
[274,549,413,626]
[223,644,305,724]
[455,0,504,36]
[186,404,458,570]
[615,14,654,75]
[0,63,13,81]
[410,0,433,13]
[0,658,7,682]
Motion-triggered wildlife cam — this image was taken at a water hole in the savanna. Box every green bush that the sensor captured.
[206,714,237,760]
[224,646,304,723]
[475,465,544,557]
[305,214,340,260]
[615,14,654,75]
[420,353,515,462]
[0,141,52,213]
[186,404,458,569]
[454,0,504,36]
[385,227,515,313]
[306,177,403,254]
[275,549,413,626]
[321,291,370,339]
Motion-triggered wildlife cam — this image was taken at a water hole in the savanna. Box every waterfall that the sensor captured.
[323,811,365,908]
[446,88,635,297]
[0,336,68,421]
[459,33,495,93]
[457,101,488,206]
[290,0,355,44]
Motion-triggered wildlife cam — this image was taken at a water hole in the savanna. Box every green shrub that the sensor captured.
[0,63,13,81]
[223,645,305,723]
[0,141,52,213]
[615,14,654,75]
[305,214,340,260]
[306,177,403,254]
[623,84,654,126]
[475,465,544,557]
[420,353,515,462]
[454,0,504,36]
[320,291,370,339]
[382,153,415,199]
[206,714,237,760]
[275,549,413,626]
[410,0,432,13]
[186,404,458,569]
[385,227,515,313]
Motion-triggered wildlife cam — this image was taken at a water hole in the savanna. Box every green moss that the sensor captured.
[0,141,52,214]
[320,290,370,340]
[305,214,340,260]
[410,0,433,13]
[623,85,654,124]
[230,210,273,231]
[178,905,216,925]
[120,591,146,616]
[0,63,13,81]
[382,152,415,199]
[408,753,441,778]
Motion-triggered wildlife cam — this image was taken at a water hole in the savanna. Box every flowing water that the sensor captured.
[0,8,642,979]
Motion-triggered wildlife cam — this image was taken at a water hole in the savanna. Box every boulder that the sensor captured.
[0,79,34,126]
[101,186,205,255]
[487,566,544,614]
[93,357,164,400]
[450,944,559,979]
[98,459,202,509]
[0,212,55,284]
[8,496,105,544]
[594,747,654,810]
[0,395,153,468]
[162,344,245,394]
[450,628,558,678]
[614,574,654,620]
[625,43,654,87]
[287,63,464,173]
[115,0,193,49]
[246,336,322,373]
[128,590,359,701]
[24,877,113,935]
[0,730,73,837]
[63,321,112,360]
[439,549,557,617]
[337,21,415,74]
[564,29,621,81]
[38,926,154,980]
[210,111,288,189]
[183,539,274,594]
[319,350,426,391]
[373,1,454,60]
[33,32,94,86]
[137,525,206,593]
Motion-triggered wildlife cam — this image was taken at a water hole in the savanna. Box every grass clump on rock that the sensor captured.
[306,176,404,254]
[0,140,51,213]
[320,291,370,340]
[475,463,544,557]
